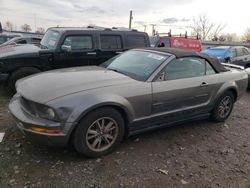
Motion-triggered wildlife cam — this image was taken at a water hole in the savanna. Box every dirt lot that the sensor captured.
[0,88,250,188]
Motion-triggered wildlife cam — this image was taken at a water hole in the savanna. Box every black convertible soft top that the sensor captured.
[141,47,228,73]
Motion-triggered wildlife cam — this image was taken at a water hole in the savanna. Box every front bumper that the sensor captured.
[0,73,8,84]
[9,94,72,147]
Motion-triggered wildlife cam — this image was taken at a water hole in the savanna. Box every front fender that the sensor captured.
[71,94,135,124]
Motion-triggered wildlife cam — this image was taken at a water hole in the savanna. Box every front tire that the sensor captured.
[211,91,235,122]
[73,107,125,157]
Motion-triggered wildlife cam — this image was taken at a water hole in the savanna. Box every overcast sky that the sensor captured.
[0,0,249,36]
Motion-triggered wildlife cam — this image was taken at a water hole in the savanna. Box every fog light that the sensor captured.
[31,127,62,134]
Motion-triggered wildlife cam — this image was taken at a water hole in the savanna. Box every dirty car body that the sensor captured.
[9,48,248,155]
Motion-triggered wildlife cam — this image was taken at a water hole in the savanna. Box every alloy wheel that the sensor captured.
[86,117,119,152]
[218,96,232,118]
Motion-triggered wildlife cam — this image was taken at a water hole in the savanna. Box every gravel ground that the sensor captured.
[0,88,250,188]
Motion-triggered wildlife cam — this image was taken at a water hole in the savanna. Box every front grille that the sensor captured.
[20,97,37,116]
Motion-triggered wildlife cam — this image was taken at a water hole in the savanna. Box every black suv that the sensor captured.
[0,27,150,91]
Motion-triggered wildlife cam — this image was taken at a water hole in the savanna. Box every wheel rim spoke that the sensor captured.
[105,134,114,140]
[103,135,111,144]
[105,121,114,132]
[92,138,100,149]
[218,96,232,118]
[86,117,118,152]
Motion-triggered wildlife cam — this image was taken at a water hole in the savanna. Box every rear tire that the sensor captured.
[8,67,40,93]
[211,91,235,122]
[73,107,125,158]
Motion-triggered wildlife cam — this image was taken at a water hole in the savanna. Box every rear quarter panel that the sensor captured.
[210,69,248,104]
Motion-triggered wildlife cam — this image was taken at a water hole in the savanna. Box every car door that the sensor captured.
[151,57,216,125]
[96,34,124,65]
[237,47,250,66]
[55,34,97,68]
[225,47,237,62]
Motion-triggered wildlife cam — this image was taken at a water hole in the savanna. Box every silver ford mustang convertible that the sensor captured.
[9,48,248,157]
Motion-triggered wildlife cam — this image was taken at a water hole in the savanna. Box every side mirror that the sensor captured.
[224,56,231,62]
[61,45,71,52]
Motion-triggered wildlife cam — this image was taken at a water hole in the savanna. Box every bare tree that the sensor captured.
[36,27,45,34]
[21,24,32,32]
[190,14,215,41]
[243,28,250,42]
[4,21,14,31]
[210,23,226,41]
[225,33,238,42]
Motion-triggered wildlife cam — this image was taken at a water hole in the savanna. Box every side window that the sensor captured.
[227,48,237,58]
[236,48,244,57]
[206,61,216,75]
[100,35,122,49]
[162,57,206,81]
[127,35,147,48]
[63,36,93,50]
[158,38,170,48]
[16,40,27,44]
[243,48,250,55]
[163,38,170,47]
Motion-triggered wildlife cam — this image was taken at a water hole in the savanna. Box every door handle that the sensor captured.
[115,51,123,54]
[87,52,97,55]
[200,82,209,87]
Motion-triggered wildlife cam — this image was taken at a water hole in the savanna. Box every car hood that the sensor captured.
[16,66,135,103]
[0,44,41,59]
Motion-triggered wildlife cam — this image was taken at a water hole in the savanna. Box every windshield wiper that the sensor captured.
[107,68,128,76]
[40,44,48,49]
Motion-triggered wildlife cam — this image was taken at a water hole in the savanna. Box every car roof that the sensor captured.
[48,27,145,34]
[138,47,228,73]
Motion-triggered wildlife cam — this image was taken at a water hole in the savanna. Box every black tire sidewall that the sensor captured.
[73,107,125,157]
[212,91,235,122]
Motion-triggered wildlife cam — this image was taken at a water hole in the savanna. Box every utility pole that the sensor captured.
[129,10,133,29]
[34,14,37,32]
[0,22,2,33]
[151,24,156,36]
[143,25,147,32]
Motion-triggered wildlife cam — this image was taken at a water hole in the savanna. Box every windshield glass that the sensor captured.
[201,48,227,58]
[149,36,159,47]
[40,30,60,50]
[103,50,168,81]
[0,36,8,44]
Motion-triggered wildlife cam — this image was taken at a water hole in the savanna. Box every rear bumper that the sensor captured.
[0,73,8,84]
[9,94,73,147]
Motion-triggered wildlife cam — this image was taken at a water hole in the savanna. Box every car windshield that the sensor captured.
[40,30,60,50]
[102,50,168,81]
[0,36,8,44]
[201,48,227,58]
[149,36,159,47]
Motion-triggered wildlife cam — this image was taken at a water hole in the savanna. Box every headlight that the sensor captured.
[20,97,58,121]
[35,104,57,121]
